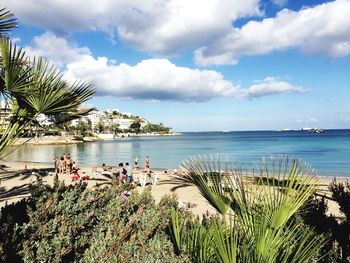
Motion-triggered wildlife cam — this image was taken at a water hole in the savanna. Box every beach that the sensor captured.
[0,161,346,218]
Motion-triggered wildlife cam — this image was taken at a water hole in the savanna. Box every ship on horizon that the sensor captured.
[302,127,325,133]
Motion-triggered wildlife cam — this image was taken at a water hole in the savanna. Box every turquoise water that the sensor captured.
[5,129,350,177]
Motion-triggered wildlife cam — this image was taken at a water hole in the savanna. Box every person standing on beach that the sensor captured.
[125,162,132,182]
[59,157,65,174]
[144,155,150,173]
[134,156,139,168]
[62,153,67,173]
[66,154,72,174]
[118,162,127,184]
[52,154,58,174]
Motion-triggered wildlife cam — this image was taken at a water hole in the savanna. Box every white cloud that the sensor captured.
[272,0,287,7]
[195,0,350,65]
[4,0,350,64]
[4,0,260,55]
[11,37,21,44]
[25,32,307,102]
[64,57,240,101]
[64,57,308,101]
[240,77,307,98]
[25,32,91,66]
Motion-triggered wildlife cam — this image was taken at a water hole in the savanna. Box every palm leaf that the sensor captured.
[0,37,31,98]
[179,155,326,262]
[18,57,94,115]
[0,38,95,158]
[0,8,17,36]
[181,155,232,215]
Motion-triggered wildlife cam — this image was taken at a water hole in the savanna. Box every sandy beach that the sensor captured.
[0,161,347,218]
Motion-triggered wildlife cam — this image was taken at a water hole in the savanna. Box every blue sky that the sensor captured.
[3,0,350,131]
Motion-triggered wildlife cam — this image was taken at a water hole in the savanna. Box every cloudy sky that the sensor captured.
[3,0,350,131]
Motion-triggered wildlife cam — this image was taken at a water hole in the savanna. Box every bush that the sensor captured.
[0,181,188,262]
[301,179,350,262]
[73,135,84,141]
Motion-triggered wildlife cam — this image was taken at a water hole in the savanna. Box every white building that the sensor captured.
[112,118,134,130]
[69,109,147,131]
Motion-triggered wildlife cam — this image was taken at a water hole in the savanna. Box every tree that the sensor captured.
[75,121,91,137]
[0,7,95,158]
[171,156,325,262]
[110,123,119,134]
[142,123,170,133]
[96,120,105,133]
[129,121,141,133]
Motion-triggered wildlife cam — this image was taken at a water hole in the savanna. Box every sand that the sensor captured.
[0,161,347,218]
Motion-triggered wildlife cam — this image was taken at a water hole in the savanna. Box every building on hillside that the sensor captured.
[36,114,53,126]
[69,109,149,132]
[111,118,134,130]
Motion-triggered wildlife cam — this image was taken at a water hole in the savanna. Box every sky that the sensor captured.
[3,0,350,131]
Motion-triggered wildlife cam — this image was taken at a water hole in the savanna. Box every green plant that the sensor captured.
[0,7,95,159]
[0,8,17,35]
[0,180,186,262]
[301,179,350,262]
[173,156,326,262]
[73,135,84,141]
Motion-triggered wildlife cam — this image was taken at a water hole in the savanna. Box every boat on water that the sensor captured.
[302,128,325,133]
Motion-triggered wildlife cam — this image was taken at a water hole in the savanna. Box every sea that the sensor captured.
[5,129,350,177]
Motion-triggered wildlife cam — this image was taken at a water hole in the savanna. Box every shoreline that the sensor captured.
[0,161,347,218]
[1,160,348,180]
[13,132,182,146]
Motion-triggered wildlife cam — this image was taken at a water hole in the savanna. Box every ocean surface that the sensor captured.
[5,129,350,177]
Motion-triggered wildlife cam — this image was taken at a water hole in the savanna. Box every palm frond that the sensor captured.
[50,107,96,127]
[181,155,232,215]
[20,57,95,115]
[0,38,95,158]
[179,155,326,262]
[0,37,31,98]
[0,8,17,36]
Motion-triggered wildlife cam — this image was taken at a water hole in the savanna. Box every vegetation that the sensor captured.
[1,156,331,262]
[170,156,326,262]
[0,7,95,158]
[300,179,350,262]
[0,181,187,262]
[141,122,170,134]
[0,5,342,263]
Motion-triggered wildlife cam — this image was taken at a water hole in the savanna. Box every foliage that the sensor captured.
[173,156,326,262]
[0,8,95,158]
[129,121,141,133]
[73,135,84,141]
[0,180,187,262]
[0,199,33,262]
[170,209,218,262]
[301,179,350,262]
[71,120,92,137]
[96,120,105,133]
[141,122,170,133]
[0,8,17,36]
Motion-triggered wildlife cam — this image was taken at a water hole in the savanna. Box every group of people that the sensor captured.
[52,153,79,175]
[53,153,152,184]
[91,155,151,184]
[134,155,151,173]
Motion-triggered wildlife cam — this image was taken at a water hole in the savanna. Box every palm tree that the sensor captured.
[0,7,95,158]
[0,7,17,36]
[171,156,325,262]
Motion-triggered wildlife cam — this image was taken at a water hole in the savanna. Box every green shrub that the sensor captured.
[301,179,350,262]
[0,181,187,262]
[73,135,84,141]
